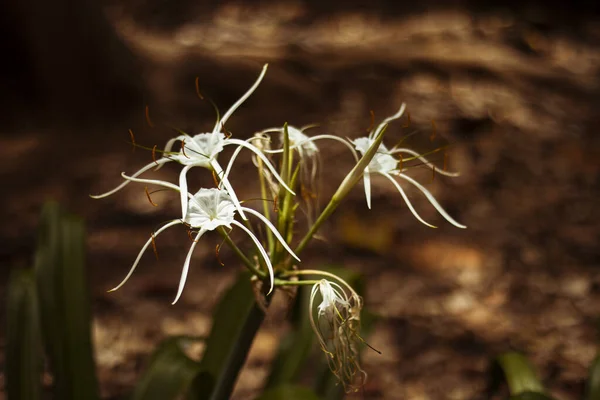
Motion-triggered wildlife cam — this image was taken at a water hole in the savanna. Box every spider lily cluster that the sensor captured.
[92,63,466,390]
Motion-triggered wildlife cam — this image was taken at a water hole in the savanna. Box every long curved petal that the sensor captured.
[172,229,206,304]
[371,103,406,139]
[225,138,296,195]
[395,173,467,229]
[380,172,437,228]
[120,172,182,193]
[363,167,372,209]
[240,207,300,262]
[210,160,247,220]
[215,64,269,132]
[157,134,188,170]
[388,148,459,177]
[90,158,171,199]
[232,220,274,295]
[178,165,193,219]
[109,220,182,292]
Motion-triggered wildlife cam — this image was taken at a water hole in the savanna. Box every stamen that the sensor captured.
[195,77,204,99]
[145,105,154,128]
[431,165,436,182]
[186,229,200,243]
[273,194,279,213]
[215,244,225,266]
[402,111,411,128]
[151,233,159,260]
[145,186,158,207]
[128,129,136,152]
[430,119,437,142]
[181,139,190,158]
[152,145,158,165]
[366,110,375,132]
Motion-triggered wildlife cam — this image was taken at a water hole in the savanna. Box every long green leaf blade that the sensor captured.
[6,268,43,400]
[34,202,99,400]
[133,337,203,400]
[497,352,545,396]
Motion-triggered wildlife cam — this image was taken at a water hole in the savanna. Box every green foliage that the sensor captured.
[6,268,43,400]
[132,337,203,400]
[34,202,100,400]
[258,384,321,400]
[585,355,600,400]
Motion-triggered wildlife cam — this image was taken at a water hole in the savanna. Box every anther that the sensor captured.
[152,145,158,165]
[128,129,136,152]
[215,244,225,267]
[273,194,279,213]
[195,77,204,100]
[145,186,158,207]
[151,233,159,260]
[366,110,375,133]
[145,105,154,128]
[181,140,190,158]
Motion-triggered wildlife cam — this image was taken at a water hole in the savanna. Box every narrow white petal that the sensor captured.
[232,221,275,295]
[178,165,193,219]
[396,173,467,229]
[381,172,437,228]
[120,172,182,192]
[109,220,182,292]
[389,148,459,177]
[363,168,372,209]
[219,142,247,189]
[158,135,187,170]
[215,64,268,132]
[370,103,406,139]
[90,158,171,199]
[226,138,296,195]
[241,207,301,262]
[172,229,206,304]
[210,160,247,220]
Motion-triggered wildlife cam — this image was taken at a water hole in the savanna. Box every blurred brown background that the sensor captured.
[1,0,599,398]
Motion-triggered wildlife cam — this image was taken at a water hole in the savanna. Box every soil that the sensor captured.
[1,1,599,399]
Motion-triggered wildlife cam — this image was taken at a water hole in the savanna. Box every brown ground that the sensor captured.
[2,1,600,399]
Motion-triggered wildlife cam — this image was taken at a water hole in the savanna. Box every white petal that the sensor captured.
[109,220,182,292]
[215,64,268,132]
[172,229,206,304]
[363,167,372,209]
[90,158,171,199]
[381,172,437,229]
[179,165,193,219]
[225,138,296,196]
[396,173,467,229]
[120,172,182,193]
[232,220,275,295]
[241,207,301,262]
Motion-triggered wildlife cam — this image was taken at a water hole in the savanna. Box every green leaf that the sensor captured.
[497,352,546,396]
[133,337,203,400]
[34,202,99,400]
[189,271,265,400]
[6,268,43,400]
[585,354,600,400]
[258,384,320,400]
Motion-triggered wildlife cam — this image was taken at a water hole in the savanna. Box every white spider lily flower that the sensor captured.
[91,64,295,221]
[109,178,300,304]
[310,279,366,392]
[351,104,466,229]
